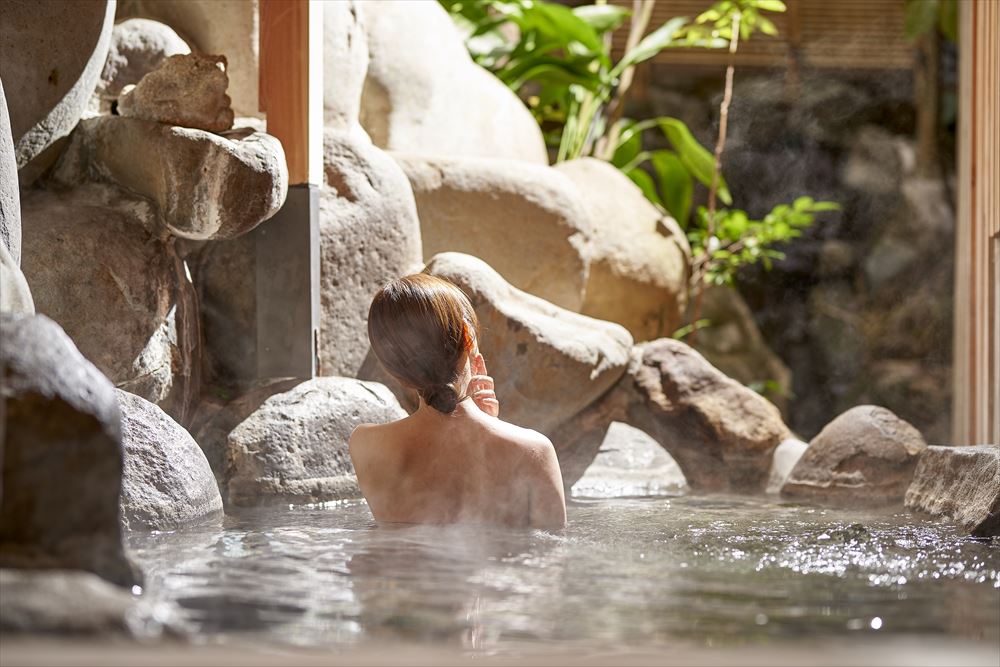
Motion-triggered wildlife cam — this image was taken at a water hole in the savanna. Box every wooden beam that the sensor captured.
[259,0,323,185]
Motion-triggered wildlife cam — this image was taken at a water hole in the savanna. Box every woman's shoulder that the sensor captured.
[482,417,555,455]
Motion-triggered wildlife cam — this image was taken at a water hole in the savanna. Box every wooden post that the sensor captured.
[953,0,1000,445]
[255,0,323,380]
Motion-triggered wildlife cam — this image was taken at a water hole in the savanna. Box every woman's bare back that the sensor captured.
[349,399,565,529]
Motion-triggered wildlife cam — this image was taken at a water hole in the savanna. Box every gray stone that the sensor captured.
[864,237,919,291]
[905,445,1000,538]
[0,79,20,262]
[0,569,143,635]
[766,438,809,495]
[53,115,287,241]
[555,158,691,342]
[116,0,261,118]
[782,405,927,506]
[396,154,594,311]
[226,378,407,507]
[118,53,234,133]
[0,243,33,315]
[324,0,369,131]
[0,0,114,167]
[318,130,423,376]
[0,314,136,586]
[116,390,224,531]
[424,252,633,436]
[19,185,200,424]
[95,18,191,107]
[359,0,547,163]
[570,422,687,499]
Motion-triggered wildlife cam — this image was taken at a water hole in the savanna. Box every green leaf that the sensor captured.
[649,150,693,224]
[529,2,604,54]
[625,168,665,209]
[573,4,631,34]
[612,16,689,76]
[753,0,787,12]
[904,0,939,41]
[757,16,778,36]
[610,120,642,168]
[656,117,732,205]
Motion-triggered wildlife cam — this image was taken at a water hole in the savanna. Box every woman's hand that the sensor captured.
[469,352,500,418]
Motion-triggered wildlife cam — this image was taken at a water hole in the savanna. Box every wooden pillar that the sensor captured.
[254,0,323,379]
[953,0,1000,445]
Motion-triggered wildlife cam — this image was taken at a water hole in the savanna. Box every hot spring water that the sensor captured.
[127,495,1000,657]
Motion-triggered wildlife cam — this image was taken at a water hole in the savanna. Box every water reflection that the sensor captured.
[126,496,1000,654]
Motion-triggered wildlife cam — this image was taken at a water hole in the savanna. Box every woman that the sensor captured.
[349,274,566,529]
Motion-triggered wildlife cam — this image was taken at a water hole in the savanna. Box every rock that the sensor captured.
[192,379,301,485]
[692,286,793,414]
[118,53,234,133]
[863,237,919,291]
[424,252,633,435]
[396,155,593,311]
[53,115,287,240]
[0,0,114,167]
[1,79,20,261]
[781,405,927,506]
[94,18,191,110]
[570,422,687,499]
[19,185,199,424]
[359,0,547,163]
[318,130,423,376]
[116,390,224,531]
[0,569,144,636]
[324,0,369,131]
[817,239,856,278]
[555,158,690,341]
[225,378,407,506]
[905,445,1000,538]
[0,314,136,586]
[0,243,33,315]
[621,339,790,492]
[841,125,908,195]
[766,438,809,494]
[116,0,261,118]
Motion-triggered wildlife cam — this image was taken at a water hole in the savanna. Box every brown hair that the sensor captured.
[367,273,479,413]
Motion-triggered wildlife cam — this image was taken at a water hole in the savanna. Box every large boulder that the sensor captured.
[318,130,423,376]
[116,390,224,531]
[555,158,690,341]
[570,422,687,499]
[422,252,633,435]
[116,0,261,118]
[19,185,200,424]
[1,79,20,262]
[224,378,407,507]
[0,314,136,587]
[323,0,369,131]
[781,405,927,506]
[118,53,234,133]
[94,18,191,111]
[396,155,593,311]
[0,0,114,167]
[0,243,33,315]
[905,445,1000,538]
[53,115,287,240]
[359,0,547,163]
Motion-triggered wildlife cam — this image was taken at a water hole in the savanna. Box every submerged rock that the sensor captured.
[396,155,593,311]
[359,0,547,163]
[766,438,809,495]
[571,422,687,499]
[53,115,287,241]
[555,158,690,341]
[95,18,191,109]
[905,445,1000,537]
[318,130,423,377]
[116,390,223,531]
[782,405,927,506]
[423,252,633,435]
[0,0,114,167]
[0,314,136,587]
[118,53,234,133]
[0,569,143,636]
[225,378,406,506]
